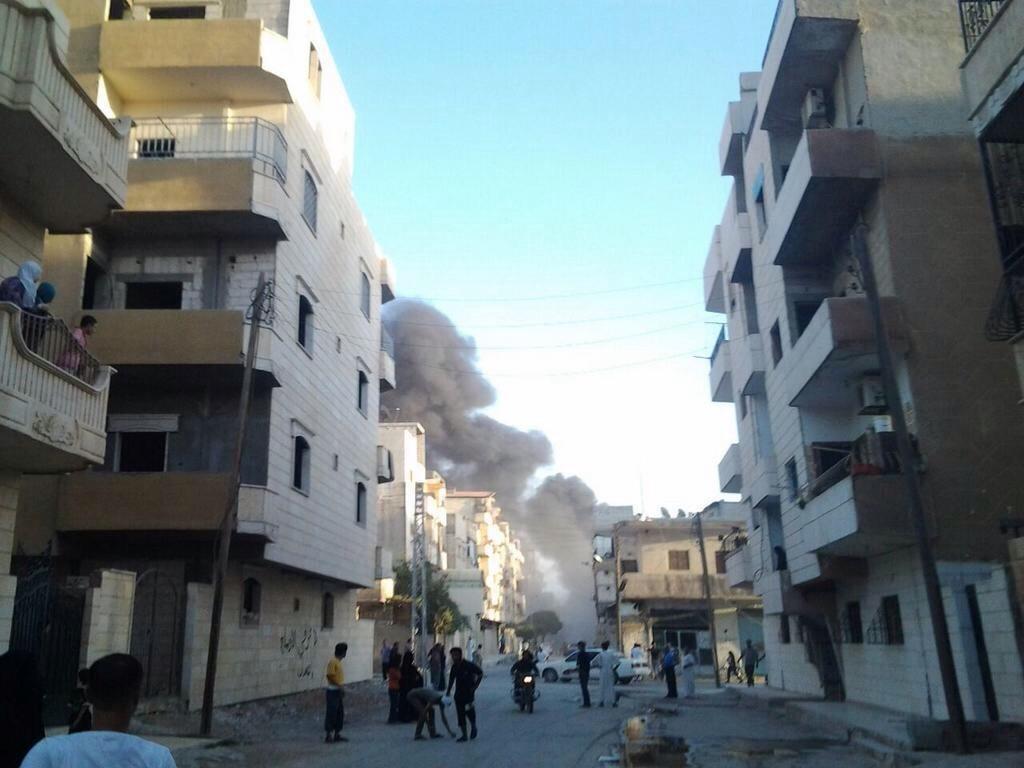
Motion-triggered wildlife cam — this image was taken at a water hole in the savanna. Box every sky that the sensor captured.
[317,0,780,517]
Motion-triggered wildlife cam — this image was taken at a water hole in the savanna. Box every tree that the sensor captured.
[514,622,538,642]
[392,561,469,636]
[525,610,563,639]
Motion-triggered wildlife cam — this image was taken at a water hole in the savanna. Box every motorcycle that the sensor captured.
[512,672,539,713]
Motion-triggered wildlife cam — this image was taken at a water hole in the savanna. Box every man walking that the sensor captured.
[324,643,348,743]
[740,640,759,687]
[407,686,455,740]
[575,641,592,708]
[662,642,678,699]
[447,648,483,742]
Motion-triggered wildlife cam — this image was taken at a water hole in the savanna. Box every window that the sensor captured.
[793,300,823,342]
[293,436,311,493]
[779,614,791,644]
[668,550,690,571]
[302,171,318,233]
[715,550,728,574]
[137,138,176,158]
[124,282,183,309]
[242,578,261,627]
[357,371,369,415]
[360,272,371,319]
[116,431,167,472]
[842,601,864,644]
[356,481,367,524]
[753,166,767,239]
[770,321,783,366]
[784,458,799,501]
[621,559,639,574]
[293,598,301,612]
[108,0,128,20]
[881,595,904,645]
[308,44,322,98]
[298,295,314,353]
[150,6,206,19]
[322,593,335,629]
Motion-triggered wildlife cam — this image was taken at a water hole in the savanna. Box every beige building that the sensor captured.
[704,0,1024,722]
[13,0,398,709]
[1,0,125,685]
[613,515,762,674]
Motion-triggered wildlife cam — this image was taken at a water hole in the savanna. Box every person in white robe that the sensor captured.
[681,647,698,698]
[597,641,619,707]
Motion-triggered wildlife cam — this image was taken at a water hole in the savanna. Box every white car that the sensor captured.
[538,648,642,684]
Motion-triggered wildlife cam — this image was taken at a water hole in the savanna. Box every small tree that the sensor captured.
[514,622,538,643]
[526,610,563,640]
[392,561,469,637]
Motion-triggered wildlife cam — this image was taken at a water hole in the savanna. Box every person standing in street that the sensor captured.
[398,651,422,723]
[446,647,483,742]
[725,650,739,684]
[597,641,619,708]
[662,643,679,699]
[575,641,592,708]
[649,642,662,680]
[324,643,348,743]
[680,647,697,698]
[406,686,455,740]
[740,640,759,687]
[387,659,402,723]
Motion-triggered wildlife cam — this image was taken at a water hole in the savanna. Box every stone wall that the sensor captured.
[79,569,136,667]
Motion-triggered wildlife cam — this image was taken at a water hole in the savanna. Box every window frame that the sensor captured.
[620,559,639,574]
[784,457,799,502]
[357,369,370,417]
[302,170,318,234]
[668,550,691,571]
[356,480,368,526]
[297,294,315,355]
[322,592,335,630]
[292,435,311,495]
[360,272,371,320]
[241,577,262,627]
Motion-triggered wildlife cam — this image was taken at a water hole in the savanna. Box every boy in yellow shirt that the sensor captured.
[324,643,347,743]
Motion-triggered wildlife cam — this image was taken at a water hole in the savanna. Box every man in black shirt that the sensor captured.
[575,641,591,708]
[446,648,483,742]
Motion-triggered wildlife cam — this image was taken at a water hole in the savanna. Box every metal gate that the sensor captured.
[130,569,184,699]
[10,560,86,725]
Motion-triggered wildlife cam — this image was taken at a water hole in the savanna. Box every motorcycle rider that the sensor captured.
[509,650,540,705]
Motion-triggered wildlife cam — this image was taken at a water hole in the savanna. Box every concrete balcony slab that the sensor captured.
[709,336,733,403]
[961,0,1024,140]
[718,443,742,494]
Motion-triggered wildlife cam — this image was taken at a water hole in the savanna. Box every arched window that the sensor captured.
[357,370,369,415]
[293,435,311,492]
[242,578,261,626]
[360,272,371,319]
[298,295,314,352]
[356,481,367,524]
[302,170,318,233]
[322,592,335,630]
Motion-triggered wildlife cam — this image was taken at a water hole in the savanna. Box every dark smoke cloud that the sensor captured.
[382,299,599,640]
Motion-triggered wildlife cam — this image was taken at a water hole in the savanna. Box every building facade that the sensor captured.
[705,0,1024,722]
[14,0,397,708]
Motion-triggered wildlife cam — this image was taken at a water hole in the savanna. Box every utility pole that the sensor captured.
[411,482,428,667]
[691,510,721,688]
[851,224,967,753]
[200,274,271,736]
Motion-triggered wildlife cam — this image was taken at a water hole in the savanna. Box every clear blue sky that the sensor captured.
[317,0,780,515]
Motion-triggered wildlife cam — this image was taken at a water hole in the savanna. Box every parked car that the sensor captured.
[538,648,639,684]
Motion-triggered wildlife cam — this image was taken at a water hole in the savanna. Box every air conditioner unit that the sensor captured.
[802,88,829,129]
[376,446,394,483]
[857,375,887,415]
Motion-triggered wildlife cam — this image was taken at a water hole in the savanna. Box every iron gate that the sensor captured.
[130,569,184,699]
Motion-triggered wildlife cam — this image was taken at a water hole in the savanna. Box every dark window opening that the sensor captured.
[322,593,334,629]
[149,6,206,19]
[621,559,639,574]
[293,436,311,492]
[793,300,823,341]
[108,1,128,20]
[742,282,760,334]
[668,550,690,571]
[843,602,863,644]
[242,578,261,626]
[784,458,799,501]
[357,371,369,415]
[882,595,904,645]
[137,138,176,158]
[293,598,301,612]
[117,431,167,472]
[124,281,183,309]
[715,550,728,575]
[779,614,791,644]
[302,171,318,233]
[82,258,104,310]
[770,321,783,366]
[356,481,367,524]
[298,295,314,352]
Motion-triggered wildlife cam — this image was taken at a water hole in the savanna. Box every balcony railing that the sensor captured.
[129,117,287,186]
[10,308,102,386]
[959,0,1007,51]
[985,245,1024,341]
[802,430,912,503]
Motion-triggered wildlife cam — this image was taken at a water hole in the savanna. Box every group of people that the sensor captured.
[0,650,176,768]
[574,640,622,709]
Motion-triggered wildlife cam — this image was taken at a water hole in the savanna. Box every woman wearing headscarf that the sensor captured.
[0,260,42,309]
[398,651,422,723]
[0,650,46,768]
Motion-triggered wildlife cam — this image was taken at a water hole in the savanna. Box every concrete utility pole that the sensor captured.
[201,273,271,736]
[691,510,721,688]
[411,482,429,667]
[851,224,968,753]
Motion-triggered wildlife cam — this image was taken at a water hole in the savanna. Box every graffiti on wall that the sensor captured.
[280,626,319,678]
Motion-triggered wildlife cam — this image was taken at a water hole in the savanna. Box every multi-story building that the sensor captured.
[704,0,1024,722]
[14,0,397,708]
[1,0,126,658]
[592,505,635,643]
[613,515,761,674]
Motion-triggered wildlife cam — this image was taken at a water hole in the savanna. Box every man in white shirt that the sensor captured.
[21,653,176,768]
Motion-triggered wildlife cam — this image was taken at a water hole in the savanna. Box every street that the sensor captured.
[172,669,883,768]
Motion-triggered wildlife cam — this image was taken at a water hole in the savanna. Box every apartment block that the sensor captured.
[12,0,397,709]
[704,0,1024,722]
[592,505,635,643]
[612,515,762,673]
[1,0,125,675]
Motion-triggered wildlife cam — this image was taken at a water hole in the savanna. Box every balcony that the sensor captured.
[960,0,1022,140]
[769,130,882,267]
[99,18,292,103]
[86,310,246,366]
[703,229,725,313]
[56,471,276,540]
[0,0,128,231]
[725,544,753,589]
[708,330,733,403]
[756,568,801,615]
[0,305,112,472]
[380,256,397,303]
[720,188,753,284]
[732,332,767,396]
[619,572,756,605]
[719,87,758,177]
[108,117,287,238]
[718,443,742,494]
[788,297,906,408]
[746,465,779,509]
[759,0,859,132]
[379,327,396,392]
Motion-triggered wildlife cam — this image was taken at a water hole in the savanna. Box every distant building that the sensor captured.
[593,505,635,643]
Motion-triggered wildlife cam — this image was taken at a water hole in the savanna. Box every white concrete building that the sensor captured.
[15,0,397,708]
[704,0,1024,723]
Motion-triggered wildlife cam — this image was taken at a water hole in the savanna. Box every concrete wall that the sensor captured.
[79,568,136,667]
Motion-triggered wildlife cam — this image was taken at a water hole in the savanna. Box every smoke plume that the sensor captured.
[382,299,598,640]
